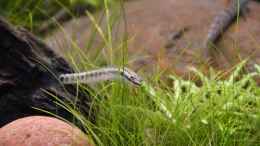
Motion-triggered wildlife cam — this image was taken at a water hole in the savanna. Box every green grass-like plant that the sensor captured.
[47,61,260,146]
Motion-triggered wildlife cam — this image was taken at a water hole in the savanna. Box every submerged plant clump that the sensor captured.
[56,62,260,146]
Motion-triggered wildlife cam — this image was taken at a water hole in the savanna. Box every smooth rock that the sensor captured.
[46,0,260,77]
[0,116,94,146]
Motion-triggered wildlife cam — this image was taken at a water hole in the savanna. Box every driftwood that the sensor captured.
[0,17,94,127]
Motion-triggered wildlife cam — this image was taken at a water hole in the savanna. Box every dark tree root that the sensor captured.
[0,17,95,128]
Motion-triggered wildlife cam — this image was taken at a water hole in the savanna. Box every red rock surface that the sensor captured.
[0,116,93,146]
[46,0,260,78]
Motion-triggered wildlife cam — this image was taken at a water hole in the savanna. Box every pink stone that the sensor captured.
[0,116,94,146]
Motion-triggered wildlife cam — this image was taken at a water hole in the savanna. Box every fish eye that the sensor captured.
[60,76,64,81]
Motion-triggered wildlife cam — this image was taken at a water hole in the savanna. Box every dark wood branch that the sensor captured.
[0,17,94,127]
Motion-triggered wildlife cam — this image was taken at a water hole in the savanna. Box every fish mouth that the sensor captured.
[129,78,143,86]
[132,81,142,86]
